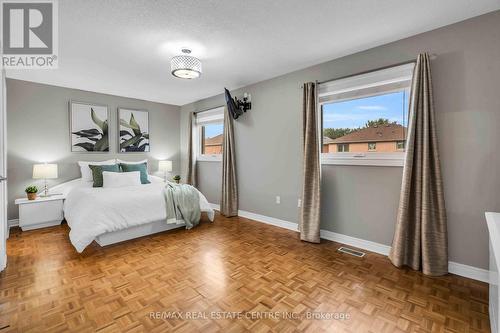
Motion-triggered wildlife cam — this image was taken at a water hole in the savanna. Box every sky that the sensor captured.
[204,123,224,138]
[323,91,408,129]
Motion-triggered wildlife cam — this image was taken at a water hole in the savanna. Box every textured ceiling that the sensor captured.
[6,0,500,105]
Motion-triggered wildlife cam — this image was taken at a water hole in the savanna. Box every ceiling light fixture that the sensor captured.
[171,48,202,79]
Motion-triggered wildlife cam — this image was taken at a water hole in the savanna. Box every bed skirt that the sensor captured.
[95,219,186,247]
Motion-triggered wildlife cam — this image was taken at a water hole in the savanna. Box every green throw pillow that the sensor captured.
[89,164,120,187]
[119,163,150,184]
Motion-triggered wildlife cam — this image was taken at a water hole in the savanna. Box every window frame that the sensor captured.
[319,63,414,167]
[195,107,224,162]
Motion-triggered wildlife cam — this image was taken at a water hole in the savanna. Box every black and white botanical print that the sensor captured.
[119,108,150,152]
[71,102,109,152]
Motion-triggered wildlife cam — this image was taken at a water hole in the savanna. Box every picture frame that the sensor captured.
[118,107,150,152]
[70,100,110,153]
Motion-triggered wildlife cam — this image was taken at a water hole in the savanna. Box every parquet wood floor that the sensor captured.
[0,213,490,332]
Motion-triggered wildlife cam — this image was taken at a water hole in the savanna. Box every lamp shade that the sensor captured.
[158,160,172,172]
[171,49,202,79]
[33,164,58,179]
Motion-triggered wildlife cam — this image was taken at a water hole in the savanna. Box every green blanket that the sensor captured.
[164,182,201,229]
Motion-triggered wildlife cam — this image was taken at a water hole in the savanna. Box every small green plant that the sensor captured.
[25,185,38,194]
[173,175,181,181]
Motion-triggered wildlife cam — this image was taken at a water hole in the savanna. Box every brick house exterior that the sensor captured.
[203,134,223,154]
[323,124,406,153]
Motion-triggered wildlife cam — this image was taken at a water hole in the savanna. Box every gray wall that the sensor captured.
[7,79,181,220]
[180,10,500,269]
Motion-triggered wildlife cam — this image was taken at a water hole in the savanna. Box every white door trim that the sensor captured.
[0,66,7,272]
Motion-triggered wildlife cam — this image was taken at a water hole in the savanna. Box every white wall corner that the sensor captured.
[208,203,489,283]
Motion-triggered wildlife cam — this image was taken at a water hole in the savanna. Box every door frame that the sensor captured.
[0,67,6,272]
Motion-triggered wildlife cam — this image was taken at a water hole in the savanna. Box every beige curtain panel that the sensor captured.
[186,112,197,187]
[220,107,238,217]
[299,82,321,243]
[389,53,448,276]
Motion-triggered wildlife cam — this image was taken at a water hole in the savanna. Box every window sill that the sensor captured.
[197,155,222,162]
[321,153,405,167]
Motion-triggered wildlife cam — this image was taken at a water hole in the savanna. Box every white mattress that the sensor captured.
[52,176,214,252]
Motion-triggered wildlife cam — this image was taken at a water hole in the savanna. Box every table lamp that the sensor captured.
[33,163,58,197]
[158,160,172,182]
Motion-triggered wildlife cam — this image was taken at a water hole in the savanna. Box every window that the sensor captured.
[201,123,223,155]
[319,63,414,166]
[196,107,224,161]
[337,144,349,152]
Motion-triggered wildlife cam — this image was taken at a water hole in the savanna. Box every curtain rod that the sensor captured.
[193,104,225,115]
[303,54,437,88]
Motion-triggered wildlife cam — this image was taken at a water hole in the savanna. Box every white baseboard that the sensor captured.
[320,230,488,283]
[210,203,489,283]
[7,219,19,239]
[211,203,298,232]
[238,210,299,232]
[448,261,489,283]
[0,253,6,271]
[8,219,19,228]
[319,229,391,256]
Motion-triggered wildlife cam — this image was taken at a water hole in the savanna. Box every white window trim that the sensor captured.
[195,107,224,162]
[321,152,405,167]
[197,153,222,162]
[319,63,414,167]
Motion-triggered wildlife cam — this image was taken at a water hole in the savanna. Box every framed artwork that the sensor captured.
[118,108,150,152]
[70,101,109,152]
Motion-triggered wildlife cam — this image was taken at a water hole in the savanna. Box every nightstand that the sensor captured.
[15,195,65,231]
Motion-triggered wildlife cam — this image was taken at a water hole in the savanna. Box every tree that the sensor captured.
[364,118,397,128]
[323,118,400,141]
[323,127,354,139]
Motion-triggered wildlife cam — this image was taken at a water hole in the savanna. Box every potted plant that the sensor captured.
[173,175,181,184]
[25,185,38,200]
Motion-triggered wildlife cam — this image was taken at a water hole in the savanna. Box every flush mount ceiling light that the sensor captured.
[170,48,202,79]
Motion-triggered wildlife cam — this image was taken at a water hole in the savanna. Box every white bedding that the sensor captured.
[52,176,214,253]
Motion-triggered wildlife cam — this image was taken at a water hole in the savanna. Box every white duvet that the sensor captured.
[53,176,214,253]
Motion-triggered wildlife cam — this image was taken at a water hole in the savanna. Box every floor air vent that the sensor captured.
[338,246,365,258]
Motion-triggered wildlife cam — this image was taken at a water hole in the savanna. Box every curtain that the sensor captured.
[299,82,321,243]
[389,53,448,276]
[186,112,197,187]
[220,107,238,217]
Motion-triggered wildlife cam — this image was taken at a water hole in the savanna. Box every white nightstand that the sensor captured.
[15,195,65,231]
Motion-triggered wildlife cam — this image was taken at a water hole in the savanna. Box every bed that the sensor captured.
[52,176,214,253]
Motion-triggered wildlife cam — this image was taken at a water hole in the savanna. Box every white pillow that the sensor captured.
[102,171,141,188]
[116,159,148,165]
[78,159,116,182]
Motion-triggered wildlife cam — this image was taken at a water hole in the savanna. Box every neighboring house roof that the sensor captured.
[205,134,223,146]
[323,136,335,144]
[326,124,406,144]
